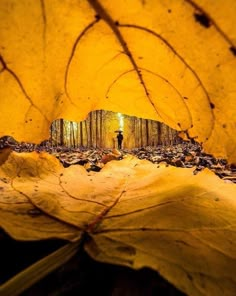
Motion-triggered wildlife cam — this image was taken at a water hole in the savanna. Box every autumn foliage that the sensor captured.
[0,1,236,295]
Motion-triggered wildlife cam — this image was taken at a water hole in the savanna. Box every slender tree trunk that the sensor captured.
[85,121,89,147]
[133,117,136,147]
[56,121,59,146]
[145,119,149,146]
[157,122,162,145]
[76,122,79,147]
[150,120,154,146]
[70,122,75,148]
[140,118,143,147]
[100,110,103,147]
[89,112,93,147]
[137,118,140,147]
[166,125,170,145]
[133,117,137,147]
[169,128,174,146]
[136,118,139,147]
[80,122,83,147]
[69,121,72,148]
[96,110,99,148]
[59,119,64,146]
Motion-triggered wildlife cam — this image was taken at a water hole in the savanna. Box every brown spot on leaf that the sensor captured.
[94,14,100,20]
[194,12,211,28]
[229,46,236,56]
[210,102,215,109]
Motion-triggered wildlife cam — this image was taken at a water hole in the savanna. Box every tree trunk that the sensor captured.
[157,122,162,145]
[85,121,89,147]
[96,110,99,148]
[145,119,149,146]
[59,119,64,146]
[89,112,93,147]
[100,110,103,147]
[140,118,143,147]
[70,122,75,148]
[80,122,83,147]
[76,122,79,147]
[166,125,170,146]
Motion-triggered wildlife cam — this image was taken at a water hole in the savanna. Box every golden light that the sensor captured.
[117,112,124,131]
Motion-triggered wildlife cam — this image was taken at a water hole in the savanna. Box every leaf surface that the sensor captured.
[0,0,236,161]
[1,1,236,294]
[0,151,235,295]
[0,151,81,241]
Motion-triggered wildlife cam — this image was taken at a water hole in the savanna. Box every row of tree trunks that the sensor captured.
[130,117,180,148]
[50,111,182,149]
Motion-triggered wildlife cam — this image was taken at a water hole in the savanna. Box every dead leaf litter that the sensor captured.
[1,138,235,183]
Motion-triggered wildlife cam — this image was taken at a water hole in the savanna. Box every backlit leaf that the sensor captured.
[1,1,236,295]
[0,0,236,161]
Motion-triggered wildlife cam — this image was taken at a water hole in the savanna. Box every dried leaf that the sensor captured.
[0,151,235,295]
[0,151,81,241]
[101,154,118,164]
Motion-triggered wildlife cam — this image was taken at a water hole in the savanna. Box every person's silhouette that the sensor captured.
[117,131,123,149]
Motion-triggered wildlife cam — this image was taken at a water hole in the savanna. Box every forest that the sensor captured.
[48,111,179,148]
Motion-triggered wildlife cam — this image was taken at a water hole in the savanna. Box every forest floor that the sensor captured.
[0,139,235,295]
[1,137,236,183]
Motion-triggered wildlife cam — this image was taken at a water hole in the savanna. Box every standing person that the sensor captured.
[117,131,123,149]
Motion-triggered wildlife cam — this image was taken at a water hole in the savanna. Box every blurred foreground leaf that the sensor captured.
[0,151,235,295]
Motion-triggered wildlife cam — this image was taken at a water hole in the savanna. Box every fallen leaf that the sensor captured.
[0,151,81,241]
[0,151,235,295]
[101,153,119,164]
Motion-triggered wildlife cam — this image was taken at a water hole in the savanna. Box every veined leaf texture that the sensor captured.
[0,0,235,161]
